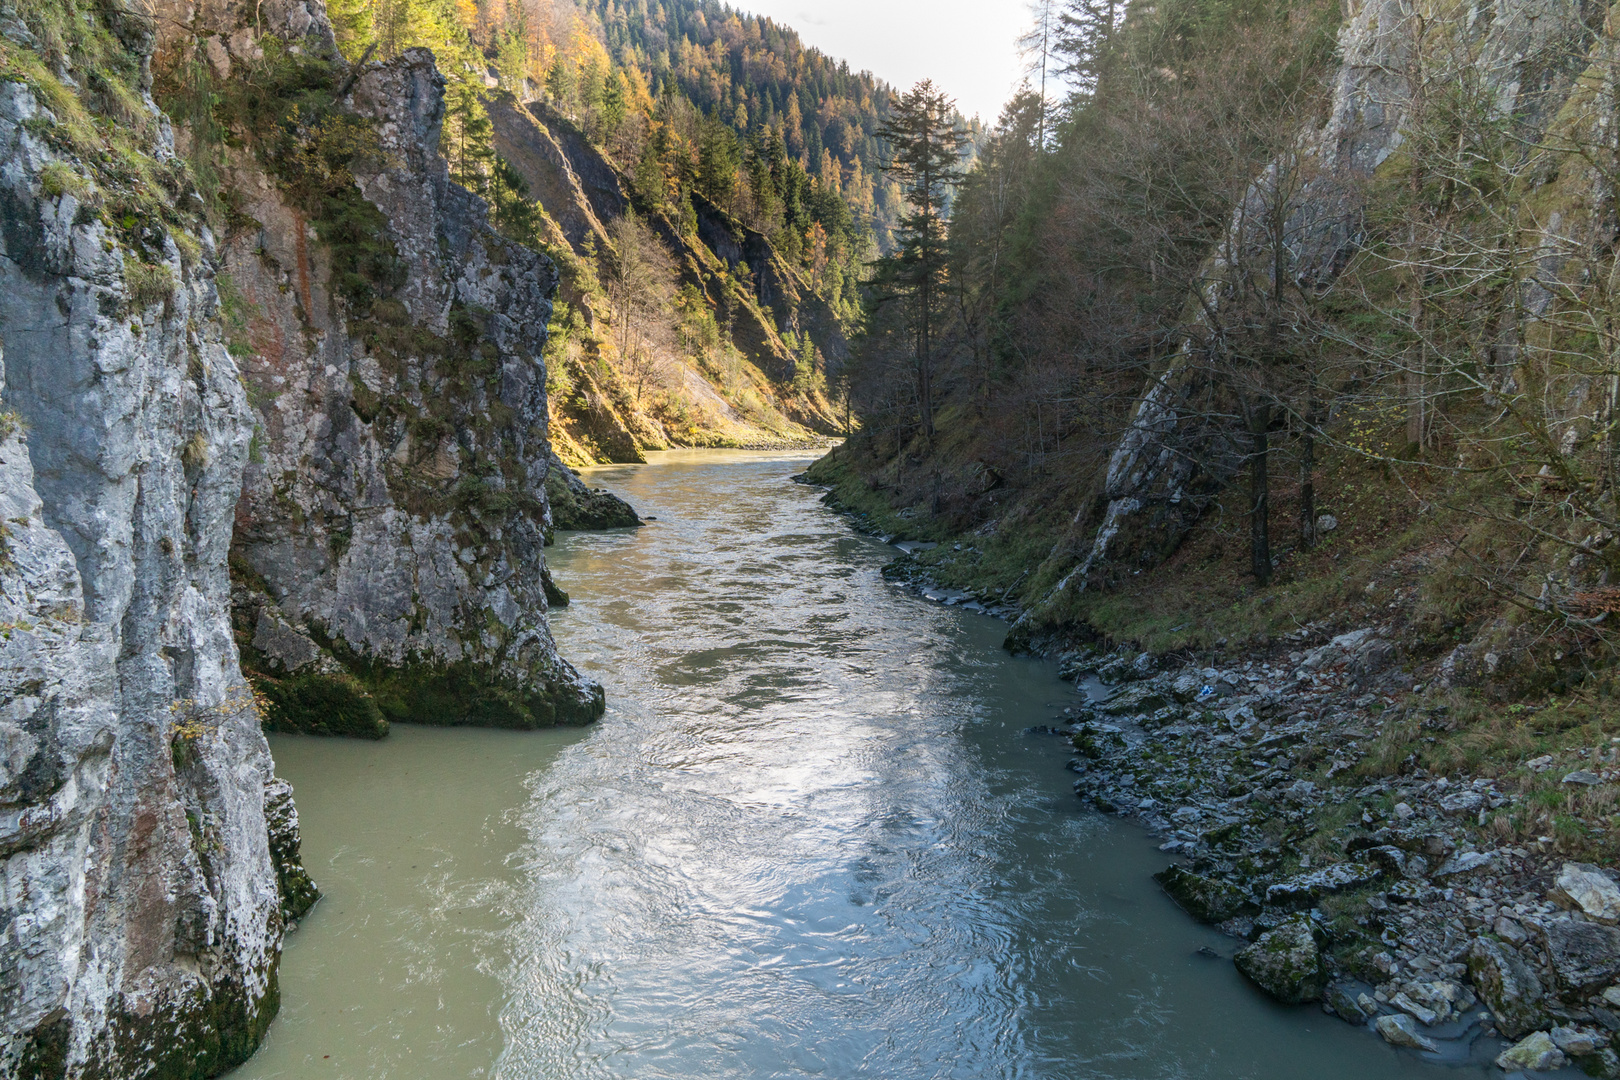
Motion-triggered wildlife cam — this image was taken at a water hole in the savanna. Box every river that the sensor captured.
[230,449,1481,1080]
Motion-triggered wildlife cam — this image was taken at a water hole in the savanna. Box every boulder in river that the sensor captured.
[1234,915,1328,1004]
[1376,1013,1438,1052]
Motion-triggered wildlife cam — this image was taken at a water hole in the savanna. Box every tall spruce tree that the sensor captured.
[876,79,967,442]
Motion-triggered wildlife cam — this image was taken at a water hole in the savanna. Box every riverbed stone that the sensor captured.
[1546,919,1620,993]
[1550,863,1620,924]
[1234,916,1328,1004]
[1377,1013,1438,1052]
[1156,865,1259,923]
[1469,937,1548,1038]
[1550,1026,1608,1055]
[1496,1031,1567,1072]
[1101,683,1168,716]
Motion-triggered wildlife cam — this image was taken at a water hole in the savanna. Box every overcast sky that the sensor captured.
[732,0,1034,123]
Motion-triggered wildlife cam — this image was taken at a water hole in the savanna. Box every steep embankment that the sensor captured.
[174,22,605,736]
[489,95,847,465]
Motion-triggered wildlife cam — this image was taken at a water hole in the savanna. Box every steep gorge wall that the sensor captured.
[203,32,604,733]
[0,0,598,1071]
[490,96,845,462]
[0,10,310,1072]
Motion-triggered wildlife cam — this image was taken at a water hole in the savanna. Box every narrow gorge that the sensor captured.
[7,0,1620,1072]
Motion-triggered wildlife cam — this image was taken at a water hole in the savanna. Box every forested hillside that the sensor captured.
[812,0,1620,794]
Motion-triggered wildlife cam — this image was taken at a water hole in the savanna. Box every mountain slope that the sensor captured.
[490,93,847,463]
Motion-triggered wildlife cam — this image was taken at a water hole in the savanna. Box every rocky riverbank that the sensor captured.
[829,491,1620,1076]
[1038,630,1620,1075]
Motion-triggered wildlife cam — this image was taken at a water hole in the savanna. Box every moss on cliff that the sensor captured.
[257,671,389,739]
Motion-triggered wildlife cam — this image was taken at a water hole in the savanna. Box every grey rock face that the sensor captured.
[224,47,603,730]
[545,451,641,532]
[0,71,290,1077]
[1545,919,1620,994]
[1468,938,1548,1037]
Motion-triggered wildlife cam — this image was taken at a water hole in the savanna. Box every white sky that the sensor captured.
[731,0,1034,123]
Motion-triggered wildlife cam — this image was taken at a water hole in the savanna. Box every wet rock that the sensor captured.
[1395,979,1475,1024]
[1155,865,1259,923]
[1326,981,1373,1023]
[1468,938,1548,1038]
[1585,1049,1620,1079]
[1545,920,1620,994]
[1550,863,1620,924]
[1234,916,1329,1004]
[1390,991,1440,1026]
[1376,1013,1438,1052]
[1496,1031,1566,1072]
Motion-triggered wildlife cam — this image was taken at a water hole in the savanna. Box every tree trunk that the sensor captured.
[1299,395,1317,551]
[919,276,934,441]
[1298,429,1316,551]
[1251,410,1272,586]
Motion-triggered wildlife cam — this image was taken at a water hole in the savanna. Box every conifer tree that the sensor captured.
[875,80,967,441]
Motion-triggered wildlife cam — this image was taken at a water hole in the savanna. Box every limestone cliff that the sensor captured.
[0,2,309,1070]
[201,35,605,733]
[0,0,602,1069]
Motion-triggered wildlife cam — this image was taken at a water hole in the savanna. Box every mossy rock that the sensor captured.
[258,672,390,739]
[1234,915,1329,1004]
[544,469,640,531]
[542,564,569,607]
[357,658,604,729]
[1155,864,1260,923]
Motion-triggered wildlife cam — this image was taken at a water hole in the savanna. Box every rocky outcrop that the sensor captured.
[218,41,604,731]
[1234,916,1329,1004]
[544,452,640,533]
[0,19,303,1073]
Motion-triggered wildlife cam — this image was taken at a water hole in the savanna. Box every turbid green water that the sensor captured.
[232,449,1485,1080]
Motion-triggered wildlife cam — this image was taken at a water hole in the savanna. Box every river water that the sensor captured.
[231,449,1479,1080]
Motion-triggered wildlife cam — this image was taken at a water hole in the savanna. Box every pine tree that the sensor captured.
[1054,0,1124,95]
[875,79,967,441]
